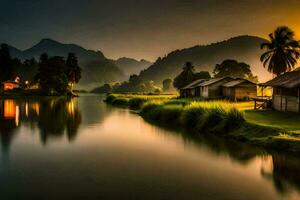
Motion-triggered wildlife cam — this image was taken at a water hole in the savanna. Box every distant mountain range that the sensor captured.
[6,39,151,89]
[112,57,152,76]
[5,35,272,89]
[139,35,272,83]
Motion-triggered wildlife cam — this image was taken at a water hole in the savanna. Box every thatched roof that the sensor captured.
[222,79,256,88]
[198,77,233,87]
[261,71,300,88]
[181,79,207,89]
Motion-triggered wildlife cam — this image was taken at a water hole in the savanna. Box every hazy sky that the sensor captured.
[1,0,299,61]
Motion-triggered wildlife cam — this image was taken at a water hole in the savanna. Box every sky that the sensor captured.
[1,0,300,61]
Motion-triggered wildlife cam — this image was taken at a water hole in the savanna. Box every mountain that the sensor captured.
[139,35,272,83]
[112,57,152,76]
[7,39,126,89]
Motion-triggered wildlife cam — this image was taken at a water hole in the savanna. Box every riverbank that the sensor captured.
[105,94,300,153]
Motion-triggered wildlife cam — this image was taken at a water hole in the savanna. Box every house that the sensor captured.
[222,79,257,100]
[196,77,234,99]
[261,70,300,112]
[2,81,20,91]
[180,79,207,98]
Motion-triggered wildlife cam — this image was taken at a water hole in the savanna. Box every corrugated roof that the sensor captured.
[222,79,256,87]
[181,79,207,89]
[261,70,300,88]
[197,77,233,87]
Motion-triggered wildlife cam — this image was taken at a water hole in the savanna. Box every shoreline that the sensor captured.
[104,94,300,153]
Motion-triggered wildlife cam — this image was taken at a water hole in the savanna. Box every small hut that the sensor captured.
[196,77,234,99]
[180,79,207,98]
[261,70,300,112]
[222,79,257,100]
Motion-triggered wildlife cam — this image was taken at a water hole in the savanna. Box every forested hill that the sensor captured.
[139,35,272,83]
[6,39,127,89]
[112,57,152,76]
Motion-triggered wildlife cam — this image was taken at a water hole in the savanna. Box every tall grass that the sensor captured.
[140,100,245,134]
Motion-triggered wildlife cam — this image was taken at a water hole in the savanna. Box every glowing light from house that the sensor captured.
[4,82,18,90]
[15,77,20,83]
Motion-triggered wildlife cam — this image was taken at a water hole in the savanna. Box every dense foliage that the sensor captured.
[173,62,211,89]
[213,59,258,82]
[139,36,267,83]
[35,53,82,95]
[260,26,300,76]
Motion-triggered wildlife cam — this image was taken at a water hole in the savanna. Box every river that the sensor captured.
[0,95,299,199]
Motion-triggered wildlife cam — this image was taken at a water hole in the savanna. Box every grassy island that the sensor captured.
[105,94,300,153]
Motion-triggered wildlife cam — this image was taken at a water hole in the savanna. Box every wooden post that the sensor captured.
[280,87,283,111]
[298,88,300,113]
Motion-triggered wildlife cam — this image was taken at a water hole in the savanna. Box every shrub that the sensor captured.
[105,94,117,103]
[223,107,245,131]
[140,102,163,120]
[111,98,128,106]
[160,105,183,124]
[197,106,226,132]
[181,104,206,128]
[128,98,146,110]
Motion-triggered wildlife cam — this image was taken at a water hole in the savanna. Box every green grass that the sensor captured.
[104,93,300,153]
[245,110,300,132]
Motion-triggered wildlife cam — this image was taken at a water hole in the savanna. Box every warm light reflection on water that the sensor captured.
[0,96,299,199]
[4,100,16,119]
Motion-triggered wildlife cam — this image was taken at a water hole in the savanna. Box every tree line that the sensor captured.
[0,43,81,95]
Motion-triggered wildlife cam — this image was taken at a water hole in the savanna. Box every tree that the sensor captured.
[260,26,300,76]
[162,78,172,91]
[194,71,211,80]
[213,59,258,82]
[35,55,68,94]
[66,53,82,87]
[129,74,142,86]
[0,44,14,82]
[173,62,195,89]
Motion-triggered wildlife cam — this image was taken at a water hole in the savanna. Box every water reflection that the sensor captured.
[153,123,300,197]
[0,96,300,199]
[0,97,82,153]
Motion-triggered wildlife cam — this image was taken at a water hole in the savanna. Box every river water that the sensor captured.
[0,95,299,199]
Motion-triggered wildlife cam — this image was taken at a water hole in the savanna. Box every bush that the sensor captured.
[198,107,226,132]
[160,105,183,124]
[140,102,163,120]
[181,104,206,128]
[111,98,129,106]
[105,94,117,103]
[223,107,245,131]
[128,98,146,110]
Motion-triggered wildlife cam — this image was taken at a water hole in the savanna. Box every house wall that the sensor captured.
[222,87,234,99]
[273,94,300,112]
[235,86,257,99]
[206,79,232,99]
[201,86,209,98]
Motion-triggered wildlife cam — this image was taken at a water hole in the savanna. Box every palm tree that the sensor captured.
[260,26,300,76]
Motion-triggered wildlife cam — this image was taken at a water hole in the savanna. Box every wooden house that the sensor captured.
[222,79,257,100]
[180,79,207,98]
[2,81,20,91]
[196,77,234,99]
[261,70,300,112]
